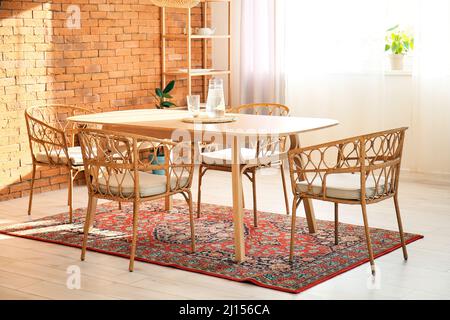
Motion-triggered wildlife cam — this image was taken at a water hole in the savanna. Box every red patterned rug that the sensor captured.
[0,200,423,293]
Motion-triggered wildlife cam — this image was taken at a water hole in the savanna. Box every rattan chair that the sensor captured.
[288,128,408,274]
[25,105,94,223]
[78,128,196,272]
[197,103,291,227]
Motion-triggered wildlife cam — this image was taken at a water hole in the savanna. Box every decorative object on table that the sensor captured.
[288,128,409,275]
[153,80,177,109]
[194,27,216,36]
[385,25,414,71]
[206,78,226,118]
[0,200,423,293]
[187,95,201,117]
[181,115,237,124]
[150,0,200,8]
[77,129,196,272]
[197,104,291,228]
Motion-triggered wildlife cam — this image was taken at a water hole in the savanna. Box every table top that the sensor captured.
[68,109,339,138]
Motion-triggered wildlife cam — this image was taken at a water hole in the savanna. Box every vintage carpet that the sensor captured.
[0,200,423,293]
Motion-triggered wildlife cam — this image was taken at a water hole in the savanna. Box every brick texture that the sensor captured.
[0,0,210,201]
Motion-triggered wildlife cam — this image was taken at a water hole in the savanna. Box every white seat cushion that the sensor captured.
[296,173,388,200]
[201,148,282,165]
[98,171,189,198]
[202,148,256,165]
[35,146,84,166]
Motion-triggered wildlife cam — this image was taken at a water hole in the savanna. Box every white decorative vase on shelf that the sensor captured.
[195,27,216,36]
[389,54,405,71]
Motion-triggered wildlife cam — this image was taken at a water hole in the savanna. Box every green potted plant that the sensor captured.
[154,80,177,109]
[150,81,176,174]
[385,25,414,70]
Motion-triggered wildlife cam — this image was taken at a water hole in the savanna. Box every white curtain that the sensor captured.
[411,0,450,173]
[282,0,450,173]
[237,0,285,104]
[284,0,387,76]
[235,0,450,173]
[283,0,388,154]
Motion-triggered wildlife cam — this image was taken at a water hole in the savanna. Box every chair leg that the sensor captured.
[129,200,140,272]
[27,163,36,216]
[118,202,122,210]
[394,195,408,261]
[361,202,376,275]
[334,203,339,245]
[68,169,74,223]
[289,196,300,262]
[197,165,204,218]
[251,170,258,227]
[241,185,246,209]
[81,194,94,261]
[280,162,290,216]
[187,191,196,253]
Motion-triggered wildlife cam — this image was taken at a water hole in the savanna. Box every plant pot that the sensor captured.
[149,155,166,175]
[389,54,405,71]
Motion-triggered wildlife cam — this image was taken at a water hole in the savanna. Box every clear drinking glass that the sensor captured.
[187,95,201,117]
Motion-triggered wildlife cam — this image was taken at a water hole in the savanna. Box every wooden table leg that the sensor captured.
[290,134,317,233]
[303,198,317,233]
[231,136,245,263]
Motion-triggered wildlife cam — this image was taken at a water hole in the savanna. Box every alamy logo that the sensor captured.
[66,265,81,290]
[66,5,81,29]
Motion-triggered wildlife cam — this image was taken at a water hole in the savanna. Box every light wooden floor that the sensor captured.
[0,169,449,300]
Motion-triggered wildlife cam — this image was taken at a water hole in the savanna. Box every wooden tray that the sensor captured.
[182,116,237,124]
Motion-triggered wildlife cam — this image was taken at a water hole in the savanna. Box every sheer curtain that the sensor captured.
[411,0,450,173]
[237,0,285,104]
[284,0,387,76]
[282,0,450,173]
[283,0,388,149]
[235,0,450,173]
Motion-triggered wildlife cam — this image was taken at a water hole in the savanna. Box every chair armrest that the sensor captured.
[167,141,195,191]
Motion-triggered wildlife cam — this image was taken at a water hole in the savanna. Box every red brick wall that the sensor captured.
[0,0,208,201]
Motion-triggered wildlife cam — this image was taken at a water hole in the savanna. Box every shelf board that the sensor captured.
[192,34,230,39]
[164,69,231,77]
[163,34,230,40]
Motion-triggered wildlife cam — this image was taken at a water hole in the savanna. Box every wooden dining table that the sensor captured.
[69,109,339,263]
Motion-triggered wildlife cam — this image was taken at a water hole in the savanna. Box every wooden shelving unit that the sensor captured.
[161,0,232,105]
